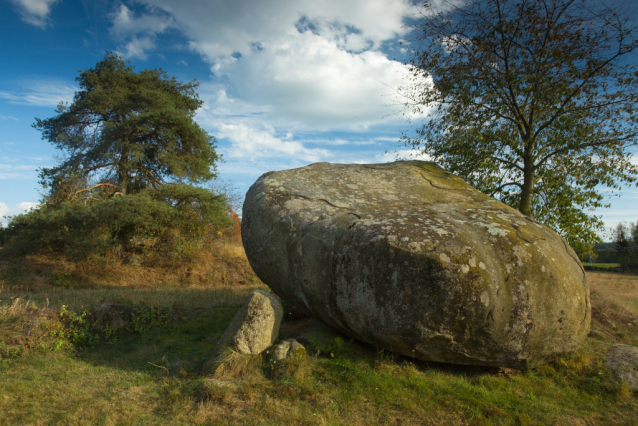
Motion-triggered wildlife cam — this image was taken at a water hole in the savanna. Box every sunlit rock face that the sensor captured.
[242,161,590,369]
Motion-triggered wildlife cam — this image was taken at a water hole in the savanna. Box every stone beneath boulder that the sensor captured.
[241,161,591,369]
[606,344,638,390]
[280,317,348,348]
[213,290,283,358]
[270,339,307,362]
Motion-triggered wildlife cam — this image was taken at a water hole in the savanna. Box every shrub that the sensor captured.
[2,184,232,261]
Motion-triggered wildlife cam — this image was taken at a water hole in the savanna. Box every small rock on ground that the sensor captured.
[605,344,638,390]
[270,339,306,361]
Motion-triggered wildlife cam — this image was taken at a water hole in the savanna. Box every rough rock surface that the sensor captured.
[606,344,638,390]
[270,339,307,361]
[242,161,590,369]
[213,290,283,357]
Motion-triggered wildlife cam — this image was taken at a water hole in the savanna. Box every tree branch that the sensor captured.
[69,183,118,198]
[489,181,523,197]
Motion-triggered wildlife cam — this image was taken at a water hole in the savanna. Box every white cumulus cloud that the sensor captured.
[116,35,158,60]
[216,122,332,162]
[0,202,39,227]
[214,30,410,130]
[105,0,430,163]
[114,0,420,131]
[110,4,176,59]
[138,0,412,59]
[9,0,59,29]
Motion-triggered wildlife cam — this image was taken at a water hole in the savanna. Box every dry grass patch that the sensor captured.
[0,237,260,293]
[588,271,638,347]
[209,348,264,381]
[589,271,638,317]
[0,297,65,358]
[0,238,268,364]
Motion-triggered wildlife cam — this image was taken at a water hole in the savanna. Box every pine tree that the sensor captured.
[4,53,231,260]
[34,52,220,200]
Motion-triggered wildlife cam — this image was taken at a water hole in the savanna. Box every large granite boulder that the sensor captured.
[242,161,590,369]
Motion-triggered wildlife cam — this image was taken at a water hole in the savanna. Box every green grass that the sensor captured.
[1,318,636,425]
[1,250,637,425]
[582,263,623,272]
[588,263,621,268]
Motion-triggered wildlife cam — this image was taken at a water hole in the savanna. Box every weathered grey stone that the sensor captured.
[242,161,590,369]
[270,339,307,362]
[213,290,284,357]
[606,344,638,390]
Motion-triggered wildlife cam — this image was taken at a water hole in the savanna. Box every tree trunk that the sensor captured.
[519,146,534,217]
[117,145,129,195]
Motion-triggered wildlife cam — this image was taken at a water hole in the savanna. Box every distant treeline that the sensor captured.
[578,243,620,264]
[577,222,638,270]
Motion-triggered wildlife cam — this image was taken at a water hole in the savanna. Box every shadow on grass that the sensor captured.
[71,303,522,386]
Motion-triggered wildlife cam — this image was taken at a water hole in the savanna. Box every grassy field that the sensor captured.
[1,242,637,425]
[586,263,621,268]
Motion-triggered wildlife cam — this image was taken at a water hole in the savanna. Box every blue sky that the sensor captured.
[1,0,636,241]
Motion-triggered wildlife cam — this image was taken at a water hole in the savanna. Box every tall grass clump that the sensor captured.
[0,297,66,358]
